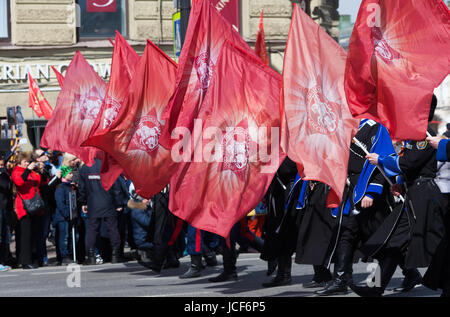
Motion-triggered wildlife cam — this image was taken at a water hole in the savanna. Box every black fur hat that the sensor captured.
[428,94,437,122]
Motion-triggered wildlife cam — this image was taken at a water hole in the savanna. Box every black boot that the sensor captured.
[262,255,292,288]
[393,267,422,292]
[139,244,168,273]
[179,254,202,279]
[203,245,218,267]
[315,274,348,295]
[84,249,96,265]
[209,270,238,282]
[163,246,180,269]
[111,248,124,264]
[350,252,401,297]
[315,241,353,296]
[303,265,333,289]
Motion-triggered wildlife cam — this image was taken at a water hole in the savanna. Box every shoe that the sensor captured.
[179,265,202,279]
[203,246,218,267]
[315,279,348,296]
[22,264,38,270]
[84,249,96,265]
[393,275,422,292]
[349,284,383,297]
[441,290,450,297]
[179,255,202,279]
[0,265,11,272]
[302,280,331,289]
[138,245,168,273]
[262,274,292,288]
[95,254,104,265]
[209,271,238,283]
[111,249,124,264]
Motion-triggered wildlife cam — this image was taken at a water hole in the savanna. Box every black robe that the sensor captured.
[260,157,299,261]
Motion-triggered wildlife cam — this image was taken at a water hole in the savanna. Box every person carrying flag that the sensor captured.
[352,97,447,297]
[315,119,398,296]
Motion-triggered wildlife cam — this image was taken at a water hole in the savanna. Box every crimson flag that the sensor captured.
[345,0,450,141]
[83,31,140,189]
[51,66,65,88]
[159,0,257,149]
[169,41,285,238]
[255,10,269,65]
[28,72,53,120]
[40,51,107,165]
[281,5,359,208]
[82,40,178,198]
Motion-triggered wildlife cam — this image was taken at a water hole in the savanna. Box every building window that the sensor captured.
[77,0,127,39]
[0,0,10,42]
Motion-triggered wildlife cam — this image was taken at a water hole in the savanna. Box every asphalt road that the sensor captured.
[0,252,441,298]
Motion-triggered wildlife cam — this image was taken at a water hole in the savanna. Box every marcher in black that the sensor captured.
[138,186,181,273]
[78,158,124,265]
[352,97,447,297]
[422,133,450,297]
[295,181,335,289]
[315,119,396,296]
[260,157,299,288]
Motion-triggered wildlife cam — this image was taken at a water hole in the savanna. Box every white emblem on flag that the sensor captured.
[306,85,338,135]
[194,51,214,90]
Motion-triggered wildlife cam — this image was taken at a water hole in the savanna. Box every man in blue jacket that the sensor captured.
[54,166,75,265]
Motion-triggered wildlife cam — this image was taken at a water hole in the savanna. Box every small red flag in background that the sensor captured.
[83,40,178,199]
[83,31,140,190]
[51,66,65,88]
[169,41,285,238]
[28,72,53,120]
[159,0,258,150]
[255,10,269,66]
[86,0,116,13]
[40,51,107,165]
[345,0,450,141]
[280,5,359,208]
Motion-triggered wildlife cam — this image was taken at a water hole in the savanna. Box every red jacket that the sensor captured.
[12,166,45,220]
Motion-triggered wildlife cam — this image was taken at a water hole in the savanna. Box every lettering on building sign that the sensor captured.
[0,63,111,81]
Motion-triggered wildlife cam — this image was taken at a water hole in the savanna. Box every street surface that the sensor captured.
[0,252,440,298]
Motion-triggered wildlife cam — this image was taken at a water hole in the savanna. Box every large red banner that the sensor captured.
[86,0,117,13]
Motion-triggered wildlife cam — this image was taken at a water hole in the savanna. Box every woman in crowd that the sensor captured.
[12,152,47,269]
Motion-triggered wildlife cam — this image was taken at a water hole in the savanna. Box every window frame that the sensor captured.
[0,0,11,44]
[76,0,129,41]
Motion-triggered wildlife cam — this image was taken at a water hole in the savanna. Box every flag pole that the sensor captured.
[69,186,77,263]
[352,136,405,204]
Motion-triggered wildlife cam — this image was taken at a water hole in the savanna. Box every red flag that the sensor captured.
[28,72,53,120]
[51,66,65,88]
[169,41,285,238]
[345,0,450,141]
[82,40,178,198]
[255,10,269,65]
[82,31,140,189]
[159,0,257,149]
[40,51,107,165]
[280,5,359,208]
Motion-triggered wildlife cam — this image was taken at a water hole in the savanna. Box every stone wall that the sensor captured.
[11,0,76,46]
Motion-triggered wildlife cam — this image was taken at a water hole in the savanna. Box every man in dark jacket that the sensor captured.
[78,158,123,265]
